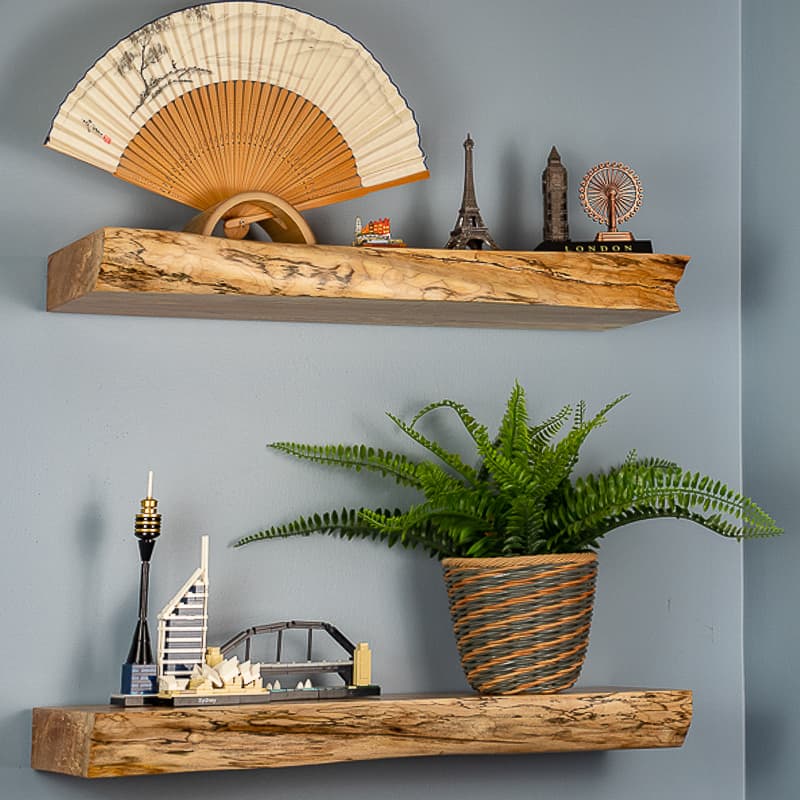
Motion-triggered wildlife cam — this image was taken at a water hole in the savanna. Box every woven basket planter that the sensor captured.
[441,553,598,694]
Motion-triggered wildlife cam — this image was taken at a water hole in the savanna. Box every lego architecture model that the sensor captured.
[112,480,378,707]
[445,134,499,250]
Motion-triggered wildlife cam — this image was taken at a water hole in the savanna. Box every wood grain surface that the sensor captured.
[31,689,693,778]
[46,228,688,330]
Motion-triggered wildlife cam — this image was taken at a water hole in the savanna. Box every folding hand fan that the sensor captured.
[45,2,429,219]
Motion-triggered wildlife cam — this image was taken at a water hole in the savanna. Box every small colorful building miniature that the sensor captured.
[353,216,406,247]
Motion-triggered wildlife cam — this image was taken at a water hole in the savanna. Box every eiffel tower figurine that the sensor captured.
[445,133,499,250]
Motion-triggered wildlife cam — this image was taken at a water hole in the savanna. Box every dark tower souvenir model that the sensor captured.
[118,471,161,700]
[446,134,499,250]
[542,146,569,243]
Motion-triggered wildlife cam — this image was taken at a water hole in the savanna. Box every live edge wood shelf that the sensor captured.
[31,689,692,778]
[47,227,689,330]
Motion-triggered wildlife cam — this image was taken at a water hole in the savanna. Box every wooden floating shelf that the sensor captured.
[47,227,689,330]
[31,689,692,778]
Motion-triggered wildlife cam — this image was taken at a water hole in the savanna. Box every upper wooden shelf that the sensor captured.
[47,228,689,330]
[31,689,692,778]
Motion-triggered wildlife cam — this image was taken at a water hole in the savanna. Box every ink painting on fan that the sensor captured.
[45,2,429,213]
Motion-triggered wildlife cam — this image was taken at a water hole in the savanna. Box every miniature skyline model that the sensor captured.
[119,471,160,697]
[445,134,499,250]
[112,529,379,707]
[353,216,406,247]
[542,146,569,243]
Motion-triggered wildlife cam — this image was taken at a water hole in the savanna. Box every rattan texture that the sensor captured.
[441,554,598,694]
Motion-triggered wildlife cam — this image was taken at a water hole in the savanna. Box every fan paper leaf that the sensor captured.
[45,2,428,212]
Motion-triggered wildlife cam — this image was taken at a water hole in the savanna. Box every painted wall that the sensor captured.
[0,1,746,798]
[742,2,800,798]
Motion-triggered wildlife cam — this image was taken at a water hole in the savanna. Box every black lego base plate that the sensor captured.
[110,693,159,707]
[149,684,381,708]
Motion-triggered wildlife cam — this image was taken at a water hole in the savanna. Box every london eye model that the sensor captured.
[579,162,642,241]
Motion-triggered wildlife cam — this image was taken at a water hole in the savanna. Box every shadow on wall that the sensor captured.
[746,706,789,786]
[0,0,193,260]
[742,229,781,313]
[68,495,134,705]
[0,1,170,154]
[0,710,32,770]
[496,144,528,250]
[405,556,467,690]
[0,256,46,313]
[404,182,439,249]
[26,748,613,798]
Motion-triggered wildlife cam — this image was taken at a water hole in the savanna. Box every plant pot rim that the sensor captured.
[440,552,598,569]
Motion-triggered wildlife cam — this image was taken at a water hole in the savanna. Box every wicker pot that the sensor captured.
[441,553,598,694]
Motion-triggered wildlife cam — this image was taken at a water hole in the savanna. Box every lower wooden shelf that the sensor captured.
[31,689,692,778]
[46,227,689,330]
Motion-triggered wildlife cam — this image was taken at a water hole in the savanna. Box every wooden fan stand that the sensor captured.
[183,191,316,244]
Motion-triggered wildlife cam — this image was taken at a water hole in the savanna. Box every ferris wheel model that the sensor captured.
[579,162,643,241]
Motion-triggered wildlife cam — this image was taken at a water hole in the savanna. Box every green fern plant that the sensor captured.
[235,383,781,557]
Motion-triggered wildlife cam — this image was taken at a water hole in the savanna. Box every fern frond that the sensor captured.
[477,442,542,497]
[597,394,630,418]
[544,463,782,550]
[268,442,423,488]
[413,461,470,499]
[408,399,491,450]
[360,499,497,558]
[385,413,479,485]
[529,403,572,452]
[627,454,679,470]
[531,394,630,495]
[234,507,400,548]
[363,490,501,534]
[496,381,531,465]
[501,494,546,556]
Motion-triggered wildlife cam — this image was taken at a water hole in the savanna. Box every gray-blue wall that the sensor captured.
[743,2,799,799]
[2,1,749,798]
